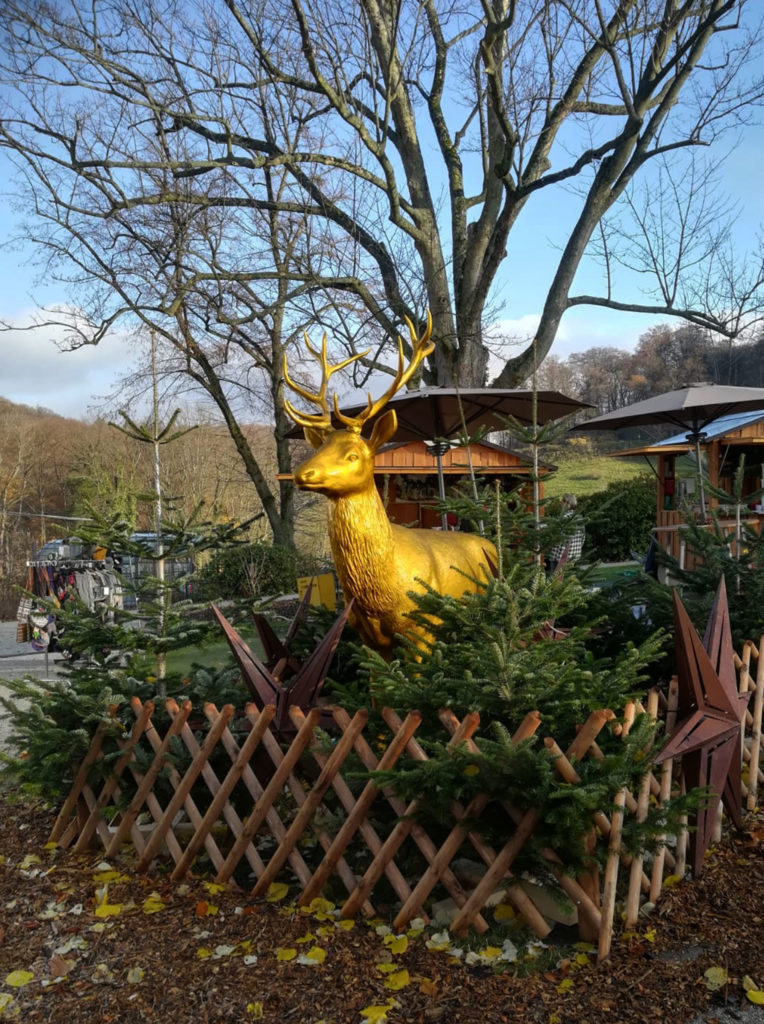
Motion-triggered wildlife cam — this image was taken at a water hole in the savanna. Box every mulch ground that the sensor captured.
[0,796,762,1024]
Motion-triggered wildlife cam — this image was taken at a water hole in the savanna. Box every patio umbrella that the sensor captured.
[571,383,764,518]
[288,386,592,527]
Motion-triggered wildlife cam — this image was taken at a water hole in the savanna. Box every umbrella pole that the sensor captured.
[689,432,707,520]
[436,451,448,530]
[427,441,450,530]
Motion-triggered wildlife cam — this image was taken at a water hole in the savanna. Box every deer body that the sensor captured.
[285,314,495,656]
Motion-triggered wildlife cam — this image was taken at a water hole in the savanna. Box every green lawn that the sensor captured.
[165,623,264,676]
[543,454,650,498]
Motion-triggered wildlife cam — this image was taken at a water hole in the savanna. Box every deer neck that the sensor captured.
[327,488,395,611]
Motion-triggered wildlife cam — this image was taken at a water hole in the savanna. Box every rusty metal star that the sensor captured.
[655,578,750,875]
[212,585,352,737]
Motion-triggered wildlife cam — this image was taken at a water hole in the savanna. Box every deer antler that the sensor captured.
[335,312,434,433]
[283,333,369,433]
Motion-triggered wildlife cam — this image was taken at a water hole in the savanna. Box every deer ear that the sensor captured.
[368,409,398,452]
[303,426,326,450]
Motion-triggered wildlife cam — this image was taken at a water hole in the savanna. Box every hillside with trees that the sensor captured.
[538,323,764,417]
[0,398,301,617]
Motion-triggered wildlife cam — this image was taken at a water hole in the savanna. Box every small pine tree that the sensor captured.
[326,485,691,874]
[0,501,254,801]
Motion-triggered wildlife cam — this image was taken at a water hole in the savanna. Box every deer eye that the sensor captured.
[346,452,359,463]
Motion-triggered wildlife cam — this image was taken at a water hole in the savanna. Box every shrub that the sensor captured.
[197,542,325,601]
[579,475,655,561]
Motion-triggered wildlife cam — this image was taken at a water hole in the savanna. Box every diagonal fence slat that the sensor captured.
[391,709,545,935]
[215,708,322,883]
[104,697,192,858]
[297,709,422,909]
[339,709,484,926]
[448,709,616,936]
[244,708,373,913]
[73,701,155,855]
[334,707,480,923]
[199,704,315,889]
[135,703,235,872]
[170,703,276,880]
[434,708,591,940]
[249,709,370,899]
[50,722,107,844]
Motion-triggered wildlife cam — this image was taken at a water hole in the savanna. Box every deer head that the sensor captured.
[284,314,434,498]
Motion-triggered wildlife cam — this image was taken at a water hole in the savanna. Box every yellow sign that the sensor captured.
[296,573,337,609]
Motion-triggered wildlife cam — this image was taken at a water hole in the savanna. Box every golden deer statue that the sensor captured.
[284,313,497,655]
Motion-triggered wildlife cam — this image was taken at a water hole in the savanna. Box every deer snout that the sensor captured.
[294,464,320,486]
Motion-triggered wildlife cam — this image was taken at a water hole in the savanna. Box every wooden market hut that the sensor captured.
[282,438,553,532]
[373,439,553,529]
[610,409,764,568]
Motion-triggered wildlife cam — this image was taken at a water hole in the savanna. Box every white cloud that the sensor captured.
[0,308,136,418]
[489,307,668,375]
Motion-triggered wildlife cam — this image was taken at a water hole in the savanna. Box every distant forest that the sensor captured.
[537,322,764,416]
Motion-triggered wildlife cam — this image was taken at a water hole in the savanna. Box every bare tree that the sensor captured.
[0,0,762,412]
[0,9,375,547]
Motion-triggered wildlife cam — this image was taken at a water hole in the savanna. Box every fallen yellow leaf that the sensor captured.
[297,946,326,965]
[92,869,128,884]
[383,933,408,955]
[360,1000,395,1022]
[5,970,34,988]
[384,969,410,991]
[266,883,289,903]
[478,946,502,961]
[142,893,165,914]
[703,966,729,991]
[304,897,335,916]
[94,901,123,918]
[276,947,297,962]
[246,1003,264,1019]
[747,991,764,1005]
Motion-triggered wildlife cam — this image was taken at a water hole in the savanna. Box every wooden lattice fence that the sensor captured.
[50,639,764,962]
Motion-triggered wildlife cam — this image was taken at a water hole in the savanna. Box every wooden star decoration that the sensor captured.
[211,584,352,737]
[655,578,750,876]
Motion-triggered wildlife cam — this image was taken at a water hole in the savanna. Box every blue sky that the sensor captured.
[1,120,762,419]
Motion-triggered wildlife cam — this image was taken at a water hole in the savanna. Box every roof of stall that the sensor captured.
[607,409,764,458]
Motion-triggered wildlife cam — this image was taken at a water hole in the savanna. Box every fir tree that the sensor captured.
[0,500,254,801]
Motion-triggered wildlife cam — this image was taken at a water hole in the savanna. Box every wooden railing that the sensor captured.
[50,645,764,962]
[654,509,763,573]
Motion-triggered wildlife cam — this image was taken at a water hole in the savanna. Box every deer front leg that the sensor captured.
[348,606,394,659]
